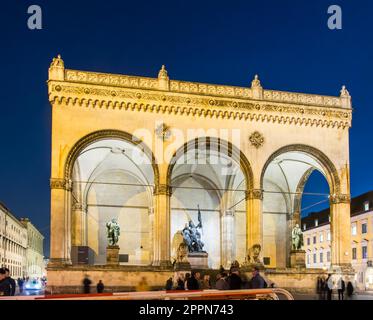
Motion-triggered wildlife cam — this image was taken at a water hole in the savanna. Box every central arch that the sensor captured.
[167,137,253,268]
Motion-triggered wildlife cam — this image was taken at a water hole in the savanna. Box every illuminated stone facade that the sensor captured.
[47,54,353,286]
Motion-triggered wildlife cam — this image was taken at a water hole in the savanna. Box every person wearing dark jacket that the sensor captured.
[96,280,104,293]
[165,277,173,290]
[82,275,92,294]
[250,267,266,289]
[186,271,200,290]
[346,281,354,299]
[228,270,242,290]
[0,268,11,296]
[4,268,16,296]
[338,277,345,300]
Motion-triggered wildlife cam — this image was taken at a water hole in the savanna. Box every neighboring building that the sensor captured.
[302,191,373,290]
[20,218,45,278]
[0,203,44,279]
[0,203,28,278]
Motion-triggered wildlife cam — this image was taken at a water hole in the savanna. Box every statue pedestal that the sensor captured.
[106,245,120,266]
[241,262,265,272]
[290,250,306,268]
[174,262,191,271]
[188,252,208,269]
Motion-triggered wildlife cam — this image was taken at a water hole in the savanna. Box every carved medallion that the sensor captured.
[249,131,265,148]
[155,123,172,141]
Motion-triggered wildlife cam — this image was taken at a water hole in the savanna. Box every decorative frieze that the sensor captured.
[48,83,352,129]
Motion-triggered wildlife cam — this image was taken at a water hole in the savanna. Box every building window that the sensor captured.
[320,252,323,263]
[313,236,317,244]
[362,246,368,259]
[364,201,369,212]
[327,231,331,241]
[362,223,367,234]
[303,224,306,231]
[307,254,310,265]
[351,223,357,236]
[315,219,318,227]
[352,248,357,260]
[319,233,324,243]
[327,251,331,262]
[313,253,317,264]
[307,238,310,246]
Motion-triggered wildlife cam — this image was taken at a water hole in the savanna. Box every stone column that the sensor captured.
[330,193,352,270]
[71,202,87,246]
[152,184,172,267]
[221,209,235,268]
[49,178,72,266]
[148,207,155,264]
[245,189,263,252]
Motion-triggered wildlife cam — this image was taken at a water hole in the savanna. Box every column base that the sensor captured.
[152,260,173,269]
[47,258,72,268]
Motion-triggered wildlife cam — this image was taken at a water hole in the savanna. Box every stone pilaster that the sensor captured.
[49,178,72,266]
[245,189,263,252]
[221,209,235,268]
[152,184,172,267]
[148,207,155,264]
[330,193,352,269]
[71,202,87,247]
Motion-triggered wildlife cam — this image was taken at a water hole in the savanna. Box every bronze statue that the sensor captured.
[106,218,120,246]
[291,224,304,250]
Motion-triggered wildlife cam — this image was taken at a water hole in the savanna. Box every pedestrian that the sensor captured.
[186,271,200,290]
[326,274,333,300]
[82,274,92,294]
[175,276,185,290]
[346,280,354,300]
[215,273,229,290]
[96,280,104,293]
[337,277,345,300]
[165,277,173,290]
[17,278,24,294]
[320,276,326,300]
[4,268,16,296]
[0,268,11,296]
[250,266,266,289]
[228,269,242,290]
[201,274,211,290]
[184,273,191,290]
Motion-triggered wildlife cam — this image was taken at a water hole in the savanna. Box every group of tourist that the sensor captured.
[166,262,269,291]
[316,274,354,300]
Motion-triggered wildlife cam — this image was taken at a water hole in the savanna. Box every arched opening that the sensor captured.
[168,138,253,269]
[261,145,339,269]
[66,130,158,266]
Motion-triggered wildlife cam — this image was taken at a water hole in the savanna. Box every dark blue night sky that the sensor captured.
[0,1,372,256]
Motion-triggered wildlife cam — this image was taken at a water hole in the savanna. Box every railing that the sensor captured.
[0,289,294,300]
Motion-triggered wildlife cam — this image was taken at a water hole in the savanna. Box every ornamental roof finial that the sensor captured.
[158,64,168,80]
[251,74,262,88]
[50,54,64,68]
[340,85,350,97]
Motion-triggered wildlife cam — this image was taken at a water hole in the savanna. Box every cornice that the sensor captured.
[48,78,352,129]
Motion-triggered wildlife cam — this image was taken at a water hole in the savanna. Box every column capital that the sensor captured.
[50,178,72,191]
[245,189,263,200]
[330,193,350,204]
[72,202,87,211]
[153,184,172,196]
